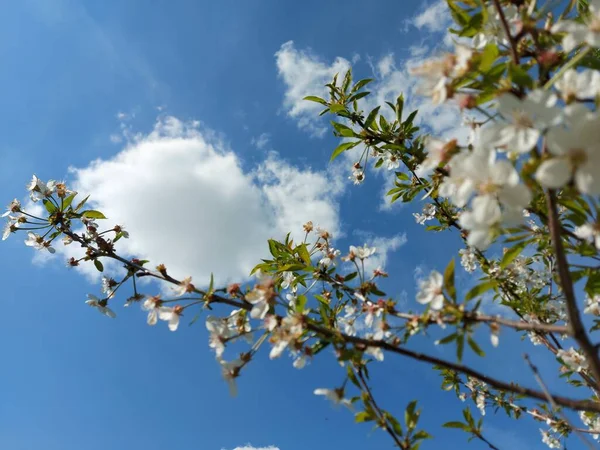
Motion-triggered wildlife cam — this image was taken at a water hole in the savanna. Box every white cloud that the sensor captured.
[350,232,408,274]
[364,233,407,274]
[377,54,395,78]
[412,1,452,33]
[275,41,351,137]
[251,133,271,150]
[50,116,342,287]
[225,446,280,450]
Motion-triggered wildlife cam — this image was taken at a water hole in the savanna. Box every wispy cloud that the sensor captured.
[275,41,351,137]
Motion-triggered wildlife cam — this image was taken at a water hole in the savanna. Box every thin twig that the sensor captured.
[524,354,595,450]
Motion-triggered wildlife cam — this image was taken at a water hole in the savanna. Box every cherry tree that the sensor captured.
[5,0,600,448]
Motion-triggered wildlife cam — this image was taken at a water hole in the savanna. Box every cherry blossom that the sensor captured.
[552,0,600,52]
[574,222,600,249]
[1,199,21,217]
[491,90,560,154]
[536,115,600,195]
[557,347,588,372]
[416,271,444,310]
[314,388,354,411]
[413,203,436,225]
[555,68,600,103]
[472,5,518,49]
[158,306,182,332]
[85,294,116,318]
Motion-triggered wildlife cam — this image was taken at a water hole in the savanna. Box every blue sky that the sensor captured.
[0,1,571,449]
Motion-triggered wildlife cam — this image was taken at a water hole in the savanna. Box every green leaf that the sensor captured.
[303,96,328,106]
[344,271,358,282]
[94,259,104,272]
[330,141,359,161]
[500,241,528,269]
[404,110,418,126]
[73,195,90,212]
[465,280,497,302]
[342,69,352,93]
[413,430,432,440]
[352,78,374,93]
[508,63,534,89]
[395,94,404,123]
[405,400,419,430]
[348,91,370,103]
[296,244,311,265]
[364,106,381,129]
[437,333,458,345]
[355,411,373,423]
[467,336,485,357]
[62,193,77,210]
[479,44,499,72]
[81,210,107,220]
[331,121,356,137]
[443,421,468,430]
[444,258,456,302]
[209,273,214,293]
[329,104,346,113]
[43,199,56,214]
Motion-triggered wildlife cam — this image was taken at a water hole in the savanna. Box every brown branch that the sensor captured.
[62,227,600,413]
[546,191,600,390]
[304,321,600,413]
[356,369,405,449]
[492,0,519,65]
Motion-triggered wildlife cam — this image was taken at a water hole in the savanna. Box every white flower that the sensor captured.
[219,358,243,397]
[552,0,600,52]
[540,429,561,449]
[417,138,457,175]
[158,306,181,331]
[313,388,354,411]
[411,46,473,104]
[575,222,600,249]
[413,204,437,225]
[473,5,518,49]
[459,247,477,272]
[24,232,55,253]
[2,199,21,217]
[385,153,400,170]
[27,175,56,202]
[555,68,600,102]
[416,271,444,310]
[536,117,600,195]
[101,277,117,299]
[458,196,500,250]
[173,276,195,297]
[280,271,295,290]
[492,91,560,153]
[349,169,365,185]
[319,247,340,267]
[579,411,600,439]
[2,218,20,241]
[349,244,376,260]
[476,392,486,416]
[85,294,116,318]
[142,296,163,325]
[557,347,587,372]
[584,295,600,316]
[245,285,271,319]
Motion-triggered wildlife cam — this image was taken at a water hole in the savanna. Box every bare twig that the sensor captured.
[524,354,595,450]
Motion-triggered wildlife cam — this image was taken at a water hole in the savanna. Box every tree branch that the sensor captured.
[545,190,600,390]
